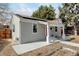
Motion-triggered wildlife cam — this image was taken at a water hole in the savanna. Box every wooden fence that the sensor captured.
[0,28,12,39]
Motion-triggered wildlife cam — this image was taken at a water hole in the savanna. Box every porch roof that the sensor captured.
[48,19,64,27]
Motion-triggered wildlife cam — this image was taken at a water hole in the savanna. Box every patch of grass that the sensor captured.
[70,38,75,40]
[66,37,75,41]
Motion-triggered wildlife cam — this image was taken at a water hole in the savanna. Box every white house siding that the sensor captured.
[20,20,46,44]
[57,27,62,37]
[49,26,62,38]
[12,15,21,44]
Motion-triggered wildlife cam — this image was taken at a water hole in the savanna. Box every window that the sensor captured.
[55,27,57,32]
[33,24,37,33]
[50,27,52,30]
[13,25,15,32]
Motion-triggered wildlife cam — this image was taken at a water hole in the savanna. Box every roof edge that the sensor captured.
[15,14,47,22]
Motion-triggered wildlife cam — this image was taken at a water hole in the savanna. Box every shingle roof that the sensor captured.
[15,14,63,26]
[15,14,47,22]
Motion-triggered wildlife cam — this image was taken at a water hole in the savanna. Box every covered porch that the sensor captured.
[46,19,65,43]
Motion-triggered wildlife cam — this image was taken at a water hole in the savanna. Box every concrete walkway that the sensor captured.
[58,40,79,48]
[12,41,51,55]
[49,37,79,48]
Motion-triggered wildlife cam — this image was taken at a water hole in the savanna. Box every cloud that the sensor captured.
[14,4,32,16]
[14,8,32,16]
[13,3,61,17]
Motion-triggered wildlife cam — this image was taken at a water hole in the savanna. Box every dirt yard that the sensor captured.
[1,35,79,56]
[0,40,10,52]
[21,42,78,56]
[1,41,79,56]
[0,44,17,56]
[68,35,79,44]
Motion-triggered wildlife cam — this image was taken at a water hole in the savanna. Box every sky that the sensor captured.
[9,3,62,17]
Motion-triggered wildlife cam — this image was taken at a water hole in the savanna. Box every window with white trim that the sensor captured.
[33,24,37,33]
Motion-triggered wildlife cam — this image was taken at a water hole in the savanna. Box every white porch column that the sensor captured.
[46,24,50,43]
[62,26,65,40]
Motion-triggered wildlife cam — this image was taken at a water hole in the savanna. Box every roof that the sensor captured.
[15,14,47,22]
[48,19,63,26]
[15,14,63,26]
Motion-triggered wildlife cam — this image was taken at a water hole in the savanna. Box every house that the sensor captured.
[0,23,4,29]
[12,14,65,44]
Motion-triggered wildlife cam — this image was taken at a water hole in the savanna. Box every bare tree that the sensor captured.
[0,3,13,27]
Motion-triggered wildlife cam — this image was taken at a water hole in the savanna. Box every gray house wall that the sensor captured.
[12,15,64,44]
[12,15,21,44]
[49,26,63,39]
[12,15,47,44]
[20,21,46,44]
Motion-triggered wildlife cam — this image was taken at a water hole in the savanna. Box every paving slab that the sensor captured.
[12,41,51,55]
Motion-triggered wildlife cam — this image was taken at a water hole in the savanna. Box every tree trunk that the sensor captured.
[74,25,77,36]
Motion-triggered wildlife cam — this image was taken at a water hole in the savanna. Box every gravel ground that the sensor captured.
[21,42,62,56]
[1,35,79,56]
[53,49,76,56]
[0,40,10,52]
[70,36,79,44]
[1,41,79,56]
[61,43,79,55]
[0,44,17,56]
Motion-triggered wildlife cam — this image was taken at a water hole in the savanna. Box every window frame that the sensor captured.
[32,24,38,33]
[55,26,57,32]
[13,24,15,32]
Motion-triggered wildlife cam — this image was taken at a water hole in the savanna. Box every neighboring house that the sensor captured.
[12,14,65,44]
[0,23,4,29]
[0,21,10,29]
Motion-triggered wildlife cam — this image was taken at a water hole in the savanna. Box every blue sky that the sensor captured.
[9,3,62,17]
[9,3,62,12]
